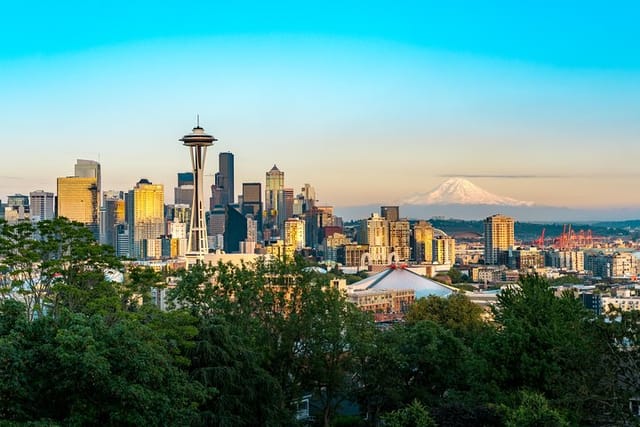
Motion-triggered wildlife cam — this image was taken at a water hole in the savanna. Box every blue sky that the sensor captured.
[1,1,639,208]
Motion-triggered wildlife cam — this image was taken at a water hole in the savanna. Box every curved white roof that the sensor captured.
[348,266,455,298]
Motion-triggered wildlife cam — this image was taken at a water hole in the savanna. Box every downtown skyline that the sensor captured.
[1,1,639,210]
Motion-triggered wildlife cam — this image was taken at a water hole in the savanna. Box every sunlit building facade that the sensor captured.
[127,179,165,260]
[484,214,514,265]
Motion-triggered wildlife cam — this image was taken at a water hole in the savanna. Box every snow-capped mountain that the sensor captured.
[403,178,534,206]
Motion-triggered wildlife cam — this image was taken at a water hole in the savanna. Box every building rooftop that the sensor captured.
[348,265,456,298]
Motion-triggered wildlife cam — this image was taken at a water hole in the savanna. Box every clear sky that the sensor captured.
[1,1,639,209]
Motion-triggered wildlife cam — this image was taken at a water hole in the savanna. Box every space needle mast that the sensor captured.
[180,117,217,259]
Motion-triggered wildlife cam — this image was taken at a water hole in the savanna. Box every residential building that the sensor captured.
[29,191,54,221]
[484,214,514,265]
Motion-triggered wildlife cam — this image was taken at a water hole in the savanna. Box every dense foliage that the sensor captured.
[1,218,639,426]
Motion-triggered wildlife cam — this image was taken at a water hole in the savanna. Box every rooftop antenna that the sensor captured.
[196,114,200,128]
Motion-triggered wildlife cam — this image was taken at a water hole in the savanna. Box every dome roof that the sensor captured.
[348,265,455,299]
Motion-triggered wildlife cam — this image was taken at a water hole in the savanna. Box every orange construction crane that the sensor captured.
[534,228,545,248]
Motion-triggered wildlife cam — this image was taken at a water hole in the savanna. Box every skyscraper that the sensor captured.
[217,152,234,206]
[57,176,99,237]
[265,164,284,232]
[101,191,125,247]
[358,213,390,265]
[484,214,515,265]
[127,179,164,260]
[180,123,216,258]
[74,159,101,206]
[29,191,55,221]
[284,217,306,251]
[241,182,262,233]
[277,188,294,232]
[174,172,194,206]
[412,220,434,263]
[381,206,400,222]
[389,219,411,261]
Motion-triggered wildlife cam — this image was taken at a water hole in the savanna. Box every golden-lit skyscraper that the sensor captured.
[413,220,434,263]
[484,214,515,265]
[284,217,306,251]
[56,176,99,233]
[127,179,164,260]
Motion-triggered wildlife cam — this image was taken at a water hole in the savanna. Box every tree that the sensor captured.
[405,293,486,340]
[0,300,204,425]
[504,391,569,427]
[0,218,122,320]
[484,275,608,423]
[381,400,436,427]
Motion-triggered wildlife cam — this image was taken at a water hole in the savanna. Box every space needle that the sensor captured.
[180,117,217,259]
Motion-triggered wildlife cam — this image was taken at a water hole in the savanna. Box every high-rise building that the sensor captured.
[74,159,101,206]
[174,172,194,206]
[358,213,390,265]
[412,221,434,263]
[217,152,234,206]
[284,217,306,251]
[101,191,125,246]
[265,164,284,231]
[224,205,248,253]
[432,236,456,265]
[381,206,400,222]
[241,182,262,233]
[484,214,515,265]
[180,123,217,257]
[127,179,164,260]
[57,176,99,237]
[7,194,29,209]
[277,188,294,232]
[389,219,411,261]
[29,191,54,221]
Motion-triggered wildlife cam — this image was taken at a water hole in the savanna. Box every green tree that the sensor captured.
[484,275,608,423]
[0,218,122,320]
[504,391,569,427]
[381,400,436,427]
[0,301,204,425]
[405,293,486,340]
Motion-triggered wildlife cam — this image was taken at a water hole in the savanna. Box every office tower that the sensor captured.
[277,188,294,232]
[174,172,194,206]
[389,219,411,261]
[7,194,29,209]
[413,220,434,262]
[224,205,248,253]
[4,194,30,222]
[180,123,217,257]
[358,213,390,265]
[29,191,54,221]
[127,179,164,260]
[241,182,262,233]
[381,206,400,222]
[301,184,316,211]
[484,214,515,265]
[432,236,456,265]
[57,176,99,237]
[101,191,125,247]
[217,152,234,205]
[75,159,101,206]
[265,164,284,231]
[304,206,340,249]
[207,206,226,250]
[284,217,306,251]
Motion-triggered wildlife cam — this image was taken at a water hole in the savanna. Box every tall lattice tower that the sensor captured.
[180,120,217,258]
